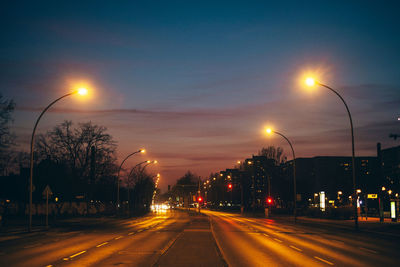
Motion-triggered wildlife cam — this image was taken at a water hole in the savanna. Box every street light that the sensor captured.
[29,88,88,231]
[116,149,145,211]
[142,160,158,171]
[266,127,297,222]
[305,77,358,230]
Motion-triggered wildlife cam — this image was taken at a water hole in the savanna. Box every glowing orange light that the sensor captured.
[305,77,316,87]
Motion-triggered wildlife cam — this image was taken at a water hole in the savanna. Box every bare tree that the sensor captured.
[0,94,15,150]
[0,94,16,175]
[36,120,117,184]
[258,146,286,164]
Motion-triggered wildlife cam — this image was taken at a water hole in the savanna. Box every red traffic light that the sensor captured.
[228,183,232,189]
[266,197,273,204]
[197,196,203,202]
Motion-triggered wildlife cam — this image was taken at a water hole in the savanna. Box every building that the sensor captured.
[285,156,378,204]
[381,145,400,192]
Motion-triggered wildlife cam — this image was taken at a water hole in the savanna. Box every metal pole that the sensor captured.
[29,92,74,232]
[273,131,296,223]
[116,150,142,213]
[317,82,358,230]
[46,189,49,228]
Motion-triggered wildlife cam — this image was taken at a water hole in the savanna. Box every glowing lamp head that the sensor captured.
[266,128,272,134]
[267,197,273,204]
[153,160,158,164]
[140,149,145,153]
[305,77,316,87]
[147,160,151,163]
[198,196,203,202]
[77,88,88,95]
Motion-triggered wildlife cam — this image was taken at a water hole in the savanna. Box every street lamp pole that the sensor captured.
[311,80,358,230]
[267,129,297,222]
[29,89,87,232]
[116,149,145,211]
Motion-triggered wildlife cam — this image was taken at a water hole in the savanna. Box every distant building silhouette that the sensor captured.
[381,145,400,192]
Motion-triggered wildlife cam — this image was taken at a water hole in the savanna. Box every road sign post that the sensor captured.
[42,185,53,229]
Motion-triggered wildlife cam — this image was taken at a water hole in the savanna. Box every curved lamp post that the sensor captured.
[116,149,145,210]
[29,88,88,231]
[305,77,358,230]
[266,128,297,222]
[142,160,158,171]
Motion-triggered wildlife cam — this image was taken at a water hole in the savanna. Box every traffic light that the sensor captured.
[266,197,273,205]
[197,196,203,202]
[227,183,233,190]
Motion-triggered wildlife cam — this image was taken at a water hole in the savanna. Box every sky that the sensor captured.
[1,1,400,191]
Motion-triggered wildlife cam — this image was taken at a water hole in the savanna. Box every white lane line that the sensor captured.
[359,247,378,254]
[23,243,41,249]
[96,242,108,247]
[128,232,135,235]
[330,239,344,245]
[314,256,334,265]
[137,229,143,232]
[69,250,86,259]
[289,245,303,252]
[273,238,283,243]
[115,236,123,240]
[263,233,270,237]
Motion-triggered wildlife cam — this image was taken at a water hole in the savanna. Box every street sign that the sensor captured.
[42,185,53,198]
[367,194,377,199]
[42,185,53,229]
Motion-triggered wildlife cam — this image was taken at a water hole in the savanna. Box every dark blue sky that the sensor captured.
[2,1,400,189]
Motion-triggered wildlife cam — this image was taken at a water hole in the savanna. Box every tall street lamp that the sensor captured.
[305,77,358,230]
[266,128,297,222]
[116,149,145,210]
[143,160,158,171]
[29,88,88,231]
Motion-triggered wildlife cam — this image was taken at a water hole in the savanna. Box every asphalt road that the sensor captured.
[1,210,399,266]
[205,210,400,267]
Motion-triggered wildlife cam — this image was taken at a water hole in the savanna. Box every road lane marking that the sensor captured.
[289,245,302,252]
[115,236,123,240]
[263,233,270,237]
[128,232,135,235]
[314,256,334,265]
[137,229,143,232]
[273,238,283,243]
[359,247,378,254]
[23,243,42,248]
[69,250,86,259]
[96,242,108,247]
[330,239,344,245]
